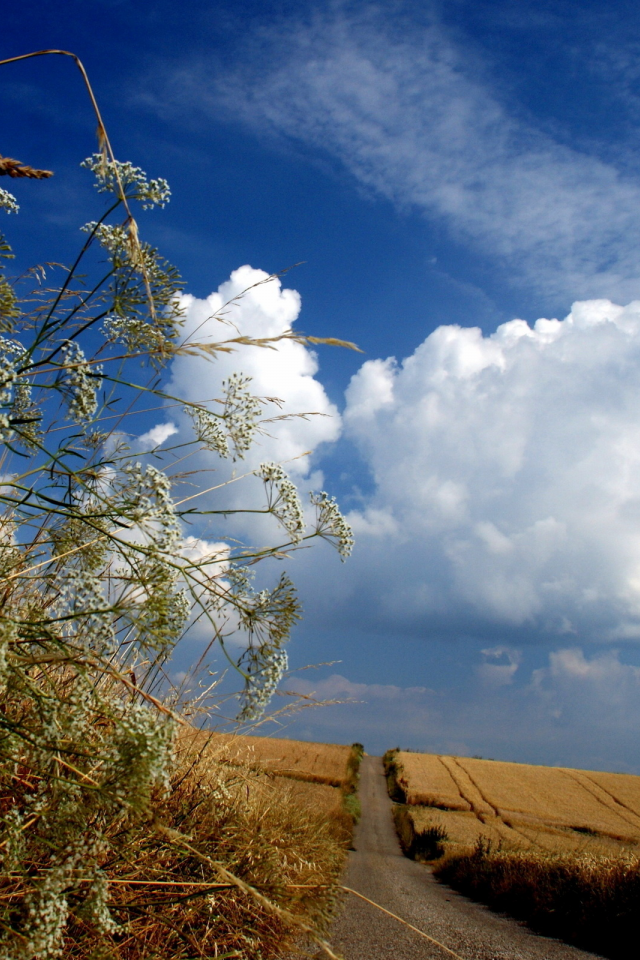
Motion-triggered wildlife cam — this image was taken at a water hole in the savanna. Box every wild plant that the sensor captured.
[0,51,353,958]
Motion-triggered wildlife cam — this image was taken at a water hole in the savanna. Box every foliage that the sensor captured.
[382,748,406,803]
[340,743,364,825]
[0,143,352,958]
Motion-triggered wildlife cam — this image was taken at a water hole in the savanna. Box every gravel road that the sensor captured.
[324,756,604,960]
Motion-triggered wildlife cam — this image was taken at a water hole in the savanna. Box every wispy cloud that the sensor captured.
[159,6,640,302]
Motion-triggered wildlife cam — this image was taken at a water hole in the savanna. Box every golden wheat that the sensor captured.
[396,752,472,810]
[393,750,640,855]
[186,729,353,786]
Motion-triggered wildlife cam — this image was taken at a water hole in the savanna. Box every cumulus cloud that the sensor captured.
[160,8,640,301]
[322,297,640,644]
[477,647,521,687]
[532,648,640,725]
[166,266,341,537]
[137,422,179,449]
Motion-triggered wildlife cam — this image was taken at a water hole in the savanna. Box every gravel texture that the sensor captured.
[322,756,605,960]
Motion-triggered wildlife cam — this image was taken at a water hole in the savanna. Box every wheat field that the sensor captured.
[391,750,640,856]
[184,729,353,786]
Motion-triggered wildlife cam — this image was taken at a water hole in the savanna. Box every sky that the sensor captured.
[4,0,640,771]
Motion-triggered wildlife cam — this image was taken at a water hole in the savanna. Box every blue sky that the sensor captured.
[5,0,640,771]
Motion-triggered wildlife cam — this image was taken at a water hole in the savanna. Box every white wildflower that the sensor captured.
[0,187,19,214]
[256,462,305,541]
[310,491,354,560]
[60,340,102,423]
[238,648,289,722]
[186,405,230,457]
[222,373,263,459]
[0,337,39,447]
[81,154,171,209]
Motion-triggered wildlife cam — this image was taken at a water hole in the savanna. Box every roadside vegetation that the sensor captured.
[436,843,638,960]
[0,51,355,959]
[385,748,640,958]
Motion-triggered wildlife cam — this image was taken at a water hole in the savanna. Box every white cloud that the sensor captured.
[323,297,640,642]
[162,266,341,549]
[287,672,428,702]
[531,648,640,737]
[170,266,340,487]
[169,9,640,301]
[137,422,179,449]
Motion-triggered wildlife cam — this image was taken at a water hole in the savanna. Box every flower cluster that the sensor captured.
[235,573,300,720]
[222,373,263,459]
[256,462,305,541]
[0,336,39,447]
[80,220,128,253]
[103,314,176,355]
[81,154,171,209]
[120,463,180,545]
[116,463,190,648]
[61,569,116,656]
[310,491,354,560]
[60,339,102,423]
[186,374,264,460]
[186,405,230,458]
[0,187,18,214]
[106,701,176,803]
[238,648,289,722]
[74,870,118,937]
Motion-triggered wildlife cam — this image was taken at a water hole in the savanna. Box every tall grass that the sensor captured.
[435,842,640,959]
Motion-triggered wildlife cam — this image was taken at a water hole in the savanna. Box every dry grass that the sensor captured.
[188,730,353,788]
[56,732,351,959]
[2,728,354,960]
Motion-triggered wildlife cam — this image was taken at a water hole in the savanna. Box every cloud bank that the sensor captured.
[165,7,640,302]
[340,297,640,644]
[165,267,640,764]
[167,269,640,649]
[283,647,640,772]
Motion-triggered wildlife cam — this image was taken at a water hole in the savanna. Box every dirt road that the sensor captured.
[326,756,603,960]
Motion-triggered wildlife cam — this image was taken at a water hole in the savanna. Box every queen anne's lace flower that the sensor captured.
[0,337,39,447]
[186,405,230,458]
[0,187,18,214]
[185,374,263,460]
[61,569,116,656]
[81,154,171,209]
[310,491,354,560]
[222,373,263,459]
[256,462,305,541]
[60,340,102,423]
[238,648,288,722]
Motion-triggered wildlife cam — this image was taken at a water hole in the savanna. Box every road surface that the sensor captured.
[324,756,604,960]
